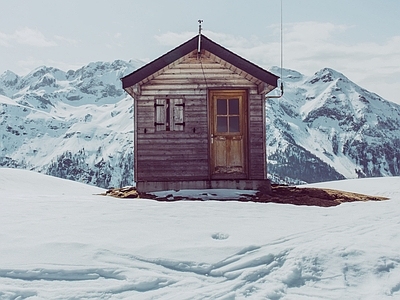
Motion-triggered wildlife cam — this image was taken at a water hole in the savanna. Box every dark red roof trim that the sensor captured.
[121,34,279,89]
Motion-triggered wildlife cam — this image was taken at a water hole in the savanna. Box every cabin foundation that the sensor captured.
[137,179,271,193]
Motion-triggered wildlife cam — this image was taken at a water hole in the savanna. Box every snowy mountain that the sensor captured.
[267,67,400,184]
[0,60,142,188]
[1,61,399,188]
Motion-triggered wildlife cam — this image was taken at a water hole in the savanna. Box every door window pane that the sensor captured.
[229,116,240,132]
[217,99,227,115]
[217,116,228,132]
[229,98,239,115]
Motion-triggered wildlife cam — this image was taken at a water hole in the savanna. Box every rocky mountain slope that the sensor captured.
[0,60,140,188]
[267,67,400,184]
[1,61,399,188]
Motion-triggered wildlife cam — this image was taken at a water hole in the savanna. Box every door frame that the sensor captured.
[208,89,249,180]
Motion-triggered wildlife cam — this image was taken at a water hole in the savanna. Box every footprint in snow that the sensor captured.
[211,232,229,240]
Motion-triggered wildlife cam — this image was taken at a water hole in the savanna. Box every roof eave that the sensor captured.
[121,36,198,89]
[201,35,278,88]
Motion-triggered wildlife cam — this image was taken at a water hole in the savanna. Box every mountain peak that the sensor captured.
[0,70,19,83]
[28,66,63,77]
[308,68,348,85]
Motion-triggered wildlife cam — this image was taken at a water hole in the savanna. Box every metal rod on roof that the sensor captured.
[280,0,283,82]
[266,0,284,98]
[198,19,203,53]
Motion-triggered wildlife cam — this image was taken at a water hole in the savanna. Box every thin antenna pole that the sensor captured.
[280,0,283,91]
[265,0,283,98]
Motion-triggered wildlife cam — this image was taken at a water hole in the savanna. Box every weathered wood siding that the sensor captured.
[135,49,266,182]
[136,97,209,181]
[248,92,266,179]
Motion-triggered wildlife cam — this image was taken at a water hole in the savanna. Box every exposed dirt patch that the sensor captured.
[103,186,139,198]
[251,185,388,207]
[102,185,389,207]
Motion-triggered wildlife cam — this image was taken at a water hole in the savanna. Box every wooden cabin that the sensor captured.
[121,34,279,192]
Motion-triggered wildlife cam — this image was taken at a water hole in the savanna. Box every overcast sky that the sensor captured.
[1,0,399,104]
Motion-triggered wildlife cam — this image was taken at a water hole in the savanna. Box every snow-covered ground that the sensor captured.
[1,168,399,299]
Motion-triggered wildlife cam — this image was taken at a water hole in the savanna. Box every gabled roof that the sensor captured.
[121,34,279,89]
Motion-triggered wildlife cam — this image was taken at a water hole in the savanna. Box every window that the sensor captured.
[216,98,240,133]
[154,98,185,131]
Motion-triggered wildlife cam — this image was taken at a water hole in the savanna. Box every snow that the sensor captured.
[1,168,400,299]
[0,94,18,106]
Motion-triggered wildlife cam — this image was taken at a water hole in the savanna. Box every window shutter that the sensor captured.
[154,99,166,131]
[172,98,185,131]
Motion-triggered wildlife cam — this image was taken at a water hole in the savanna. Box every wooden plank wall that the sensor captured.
[248,92,266,179]
[135,50,266,182]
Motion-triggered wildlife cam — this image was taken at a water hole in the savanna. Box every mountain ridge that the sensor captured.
[1,61,399,187]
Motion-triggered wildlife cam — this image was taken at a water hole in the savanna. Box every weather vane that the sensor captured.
[198,19,203,35]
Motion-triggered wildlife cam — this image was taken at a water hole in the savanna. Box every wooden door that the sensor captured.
[210,90,247,178]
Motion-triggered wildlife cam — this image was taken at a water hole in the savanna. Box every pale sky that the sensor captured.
[1,0,399,104]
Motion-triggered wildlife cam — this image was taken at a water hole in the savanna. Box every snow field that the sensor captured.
[0,169,400,299]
